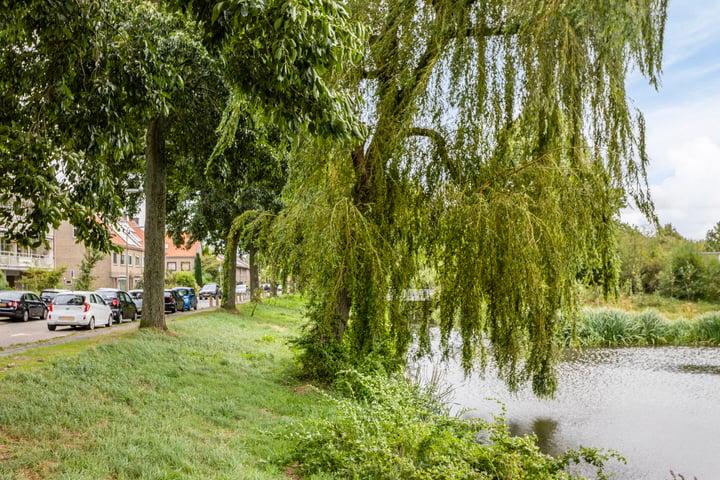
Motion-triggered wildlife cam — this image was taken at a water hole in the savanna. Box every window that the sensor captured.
[120,253,125,265]
[113,252,118,264]
[181,262,191,271]
[135,255,140,267]
[129,255,133,266]
[167,262,177,271]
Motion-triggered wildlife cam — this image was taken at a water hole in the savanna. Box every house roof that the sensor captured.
[110,219,144,249]
[165,234,199,258]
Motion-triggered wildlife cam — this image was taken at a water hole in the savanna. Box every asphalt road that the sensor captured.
[0,298,218,357]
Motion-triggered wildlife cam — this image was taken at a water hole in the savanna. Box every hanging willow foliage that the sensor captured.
[278,0,667,396]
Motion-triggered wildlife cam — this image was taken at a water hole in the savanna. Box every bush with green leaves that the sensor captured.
[286,370,620,480]
[165,271,196,288]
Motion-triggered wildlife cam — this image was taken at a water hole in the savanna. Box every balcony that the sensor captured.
[0,250,54,270]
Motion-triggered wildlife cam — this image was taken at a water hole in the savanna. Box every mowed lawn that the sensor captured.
[0,296,332,480]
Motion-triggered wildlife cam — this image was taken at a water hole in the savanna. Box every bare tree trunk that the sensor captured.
[221,232,238,310]
[140,116,168,330]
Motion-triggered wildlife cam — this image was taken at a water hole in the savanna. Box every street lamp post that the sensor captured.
[124,188,142,291]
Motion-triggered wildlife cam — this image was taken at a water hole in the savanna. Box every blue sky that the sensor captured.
[622,0,720,239]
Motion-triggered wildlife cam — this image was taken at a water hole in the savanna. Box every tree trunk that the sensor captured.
[249,247,259,297]
[221,232,238,310]
[140,116,168,330]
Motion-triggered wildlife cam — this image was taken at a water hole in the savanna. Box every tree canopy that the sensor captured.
[281,0,669,396]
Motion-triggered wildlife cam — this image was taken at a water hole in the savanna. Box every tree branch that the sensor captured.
[407,126,459,182]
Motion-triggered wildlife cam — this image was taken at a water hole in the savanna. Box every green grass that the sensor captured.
[0,296,333,480]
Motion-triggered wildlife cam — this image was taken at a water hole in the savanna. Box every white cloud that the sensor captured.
[622,97,720,239]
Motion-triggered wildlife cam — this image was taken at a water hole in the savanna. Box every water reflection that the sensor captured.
[508,417,561,455]
[420,346,720,479]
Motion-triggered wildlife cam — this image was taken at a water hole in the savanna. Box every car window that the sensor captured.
[29,293,41,302]
[98,292,115,301]
[0,291,22,300]
[54,294,86,306]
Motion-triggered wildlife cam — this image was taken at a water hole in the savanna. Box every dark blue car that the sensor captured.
[171,287,197,311]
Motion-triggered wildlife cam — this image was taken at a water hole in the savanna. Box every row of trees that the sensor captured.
[1,0,669,396]
[618,222,720,302]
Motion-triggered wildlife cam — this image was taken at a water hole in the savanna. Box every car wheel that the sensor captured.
[106,314,113,327]
[87,317,95,330]
[22,310,29,322]
[48,324,56,331]
[116,312,122,324]
[41,308,48,320]
[132,311,137,322]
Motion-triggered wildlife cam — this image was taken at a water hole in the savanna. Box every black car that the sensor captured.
[198,283,221,299]
[40,289,68,306]
[164,289,184,313]
[95,288,137,324]
[0,290,48,322]
[128,289,143,316]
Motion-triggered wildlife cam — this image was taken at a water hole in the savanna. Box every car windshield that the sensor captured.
[97,293,115,301]
[176,289,188,295]
[54,294,86,306]
[130,292,142,299]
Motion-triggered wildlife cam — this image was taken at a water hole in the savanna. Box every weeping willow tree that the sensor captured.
[280,0,667,396]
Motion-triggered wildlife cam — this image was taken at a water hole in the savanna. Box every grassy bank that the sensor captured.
[0,296,330,480]
[1,296,620,480]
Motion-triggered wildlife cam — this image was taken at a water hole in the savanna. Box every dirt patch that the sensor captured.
[283,463,301,479]
[292,384,317,396]
[257,323,288,332]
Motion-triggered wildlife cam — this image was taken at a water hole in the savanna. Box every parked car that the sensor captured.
[172,286,197,311]
[47,291,113,331]
[128,289,143,316]
[95,288,138,323]
[235,284,248,294]
[40,289,68,306]
[164,289,184,313]
[0,290,47,322]
[198,283,221,299]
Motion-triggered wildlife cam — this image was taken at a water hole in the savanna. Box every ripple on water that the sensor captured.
[422,345,720,480]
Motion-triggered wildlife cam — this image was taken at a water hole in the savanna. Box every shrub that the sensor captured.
[635,310,669,346]
[581,309,639,347]
[693,312,720,345]
[287,371,620,480]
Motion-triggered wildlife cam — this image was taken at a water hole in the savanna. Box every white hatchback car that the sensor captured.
[47,291,113,331]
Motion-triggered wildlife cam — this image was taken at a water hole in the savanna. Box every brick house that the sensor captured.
[165,234,200,277]
[53,219,145,290]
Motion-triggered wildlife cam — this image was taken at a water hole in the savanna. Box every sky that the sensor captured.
[621,0,720,240]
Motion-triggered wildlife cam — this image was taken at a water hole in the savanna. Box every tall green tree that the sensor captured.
[705,221,720,252]
[281,0,668,396]
[74,249,106,291]
[1,0,145,250]
[193,252,203,286]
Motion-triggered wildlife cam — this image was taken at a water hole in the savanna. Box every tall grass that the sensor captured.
[568,307,720,347]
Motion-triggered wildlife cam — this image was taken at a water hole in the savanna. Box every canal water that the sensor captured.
[421,346,720,479]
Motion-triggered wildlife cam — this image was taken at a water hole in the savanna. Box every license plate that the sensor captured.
[0,303,5,307]
[60,316,75,321]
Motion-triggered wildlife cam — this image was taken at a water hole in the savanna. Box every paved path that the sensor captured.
[0,299,220,358]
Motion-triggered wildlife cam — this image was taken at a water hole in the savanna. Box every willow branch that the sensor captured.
[408,126,459,182]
